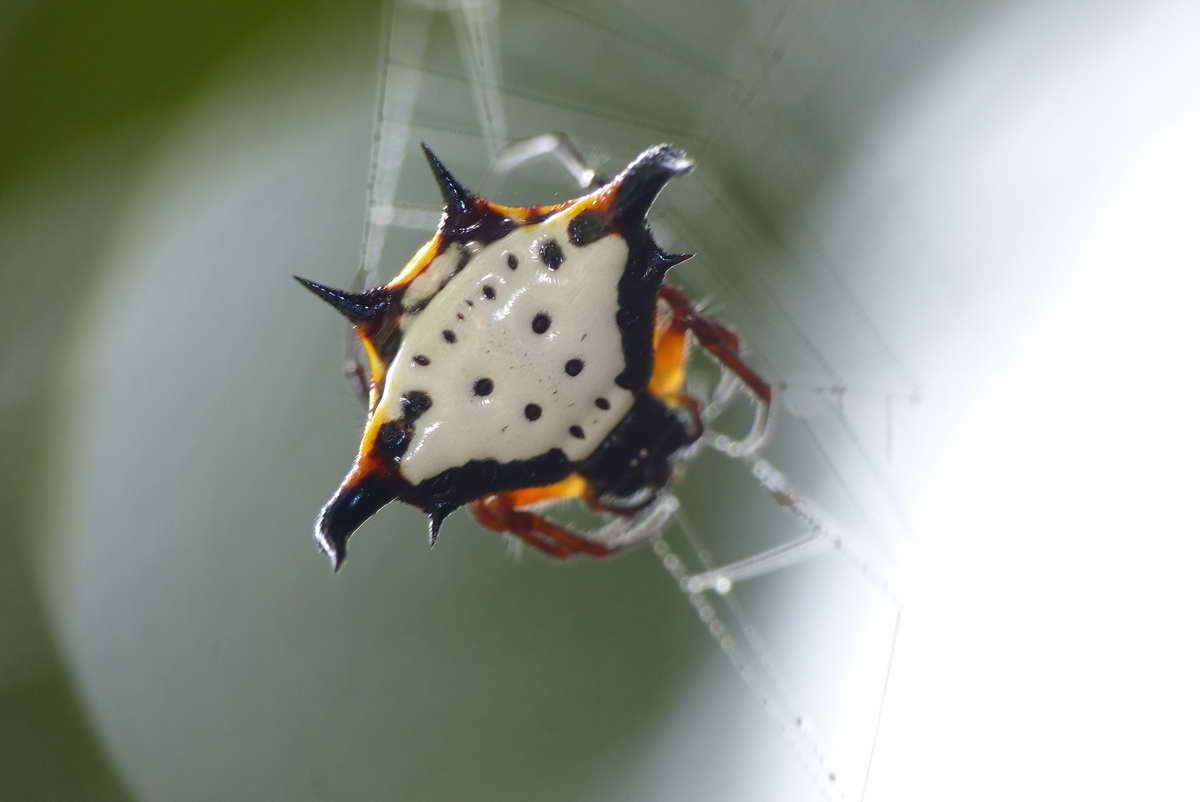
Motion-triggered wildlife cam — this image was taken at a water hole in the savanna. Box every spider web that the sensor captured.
[353,3,910,799]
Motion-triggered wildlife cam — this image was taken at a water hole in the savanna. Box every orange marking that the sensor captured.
[508,474,587,509]
[352,327,388,412]
[648,305,690,404]
[384,235,442,290]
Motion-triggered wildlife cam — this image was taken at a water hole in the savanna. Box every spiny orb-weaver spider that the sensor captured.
[297,142,772,570]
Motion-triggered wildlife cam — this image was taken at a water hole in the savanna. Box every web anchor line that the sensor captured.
[653,529,848,802]
[650,366,900,800]
[658,451,896,802]
[689,358,899,604]
[707,442,900,606]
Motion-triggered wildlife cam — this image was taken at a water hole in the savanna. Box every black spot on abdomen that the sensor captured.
[539,239,565,270]
[403,391,432,417]
[568,210,606,246]
[524,403,542,421]
[375,420,410,455]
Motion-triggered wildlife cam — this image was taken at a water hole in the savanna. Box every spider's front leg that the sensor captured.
[468,482,614,560]
[657,283,773,406]
[496,133,609,190]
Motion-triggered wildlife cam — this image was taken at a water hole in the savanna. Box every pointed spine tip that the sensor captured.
[420,143,473,217]
[427,506,451,548]
[315,527,347,573]
[646,144,694,176]
[612,145,694,225]
[660,252,694,269]
[294,275,386,324]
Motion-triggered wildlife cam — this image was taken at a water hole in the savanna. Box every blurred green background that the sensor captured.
[1,4,371,799]
[9,0,1172,799]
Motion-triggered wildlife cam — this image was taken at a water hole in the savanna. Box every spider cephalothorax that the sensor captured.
[298,143,770,570]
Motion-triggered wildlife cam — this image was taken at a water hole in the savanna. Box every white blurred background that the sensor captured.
[2,1,1197,800]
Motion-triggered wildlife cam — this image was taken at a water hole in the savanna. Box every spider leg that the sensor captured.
[676,393,705,441]
[495,133,609,190]
[583,486,659,518]
[657,283,773,405]
[468,478,614,559]
[344,353,371,407]
[469,495,572,558]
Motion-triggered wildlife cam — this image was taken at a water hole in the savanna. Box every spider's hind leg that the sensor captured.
[468,478,614,560]
[653,283,774,456]
[657,283,772,405]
